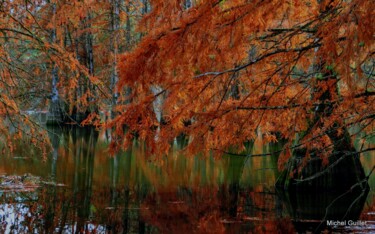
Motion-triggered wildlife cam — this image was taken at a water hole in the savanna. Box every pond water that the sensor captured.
[0,127,374,233]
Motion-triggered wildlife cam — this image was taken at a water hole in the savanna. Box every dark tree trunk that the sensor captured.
[276,66,367,192]
[110,0,120,118]
[47,1,64,125]
[70,13,97,124]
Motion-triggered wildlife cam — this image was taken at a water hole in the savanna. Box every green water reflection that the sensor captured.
[0,127,374,233]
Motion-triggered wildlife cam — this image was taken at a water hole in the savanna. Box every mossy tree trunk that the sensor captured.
[276,64,367,191]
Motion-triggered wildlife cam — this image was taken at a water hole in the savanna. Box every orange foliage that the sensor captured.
[1,0,374,164]
[0,0,145,154]
[112,0,374,169]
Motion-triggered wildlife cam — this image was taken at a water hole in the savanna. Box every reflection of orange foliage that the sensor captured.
[140,188,225,233]
[140,185,297,233]
[253,218,295,234]
[248,186,276,213]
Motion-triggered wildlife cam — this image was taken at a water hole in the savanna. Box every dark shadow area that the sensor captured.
[277,183,370,233]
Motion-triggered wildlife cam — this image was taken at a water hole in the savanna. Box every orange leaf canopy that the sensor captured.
[112,0,374,160]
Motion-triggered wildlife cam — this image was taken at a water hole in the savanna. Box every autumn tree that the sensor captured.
[0,0,142,125]
[0,1,92,116]
[0,1,101,152]
[0,0,56,154]
[111,0,374,189]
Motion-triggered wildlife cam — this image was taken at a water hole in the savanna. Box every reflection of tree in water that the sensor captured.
[44,126,99,233]
[106,145,147,234]
[140,187,226,233]
[134,136,226,233]
[44,126,62,233]
[137,141,294,233]
[218,155,244,218]
[138,182,298,233]
[137,139,370,233]
[73,127,98,232]
[0,129,373,233]
[217,142,294,233]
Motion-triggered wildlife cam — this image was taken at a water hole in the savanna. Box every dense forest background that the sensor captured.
[0,0,374,172]
[0,1,374,232]
[0,0,149,153]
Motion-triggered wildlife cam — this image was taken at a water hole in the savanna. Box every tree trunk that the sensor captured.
[276,66,367,191]
[71,13,97,123]
[276,131,366,191]
[110,0,120,116]
[47,2,64,125]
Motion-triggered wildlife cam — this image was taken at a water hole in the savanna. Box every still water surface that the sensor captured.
[0,127,374,233]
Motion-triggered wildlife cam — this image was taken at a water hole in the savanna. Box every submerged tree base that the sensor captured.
[276,181,369,233]
[276,150,367,192]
